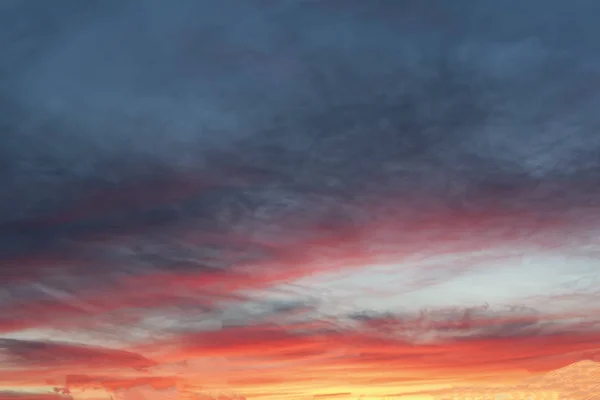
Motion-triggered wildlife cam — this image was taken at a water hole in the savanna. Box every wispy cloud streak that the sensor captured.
[2,0,600,398]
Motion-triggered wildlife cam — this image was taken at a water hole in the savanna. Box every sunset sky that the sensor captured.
[2,1,600,399]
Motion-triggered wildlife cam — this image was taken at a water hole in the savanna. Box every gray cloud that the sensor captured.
[1,0,600,332]
[348,304,550,341]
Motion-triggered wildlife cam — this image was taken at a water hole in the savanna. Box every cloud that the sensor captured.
[190,395,246,400]
[0,392,72,400]
[348,304,545,341]
[2,303,600,395]
[0,338,155,370]
[383,360,600,398]
[146,304,600,381]
[312,393,352,399]
[66,375,177,391]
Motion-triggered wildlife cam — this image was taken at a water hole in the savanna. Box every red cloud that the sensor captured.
[146,306,600,388]
[66,375,178,391]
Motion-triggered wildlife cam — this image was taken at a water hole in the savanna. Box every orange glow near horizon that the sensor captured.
[2,201,600,399]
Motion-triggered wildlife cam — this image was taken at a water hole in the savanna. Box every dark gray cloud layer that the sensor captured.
[1,1,600,310]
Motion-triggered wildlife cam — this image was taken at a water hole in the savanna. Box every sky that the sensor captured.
[1,0,600,399]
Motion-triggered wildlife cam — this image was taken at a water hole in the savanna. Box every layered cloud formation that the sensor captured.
[2,1,600,399]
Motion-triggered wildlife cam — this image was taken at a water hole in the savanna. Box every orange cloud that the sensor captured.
[3,295,600,397]
[312,393,352,398]
[0,393,72,400]
[65,375,178,392]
